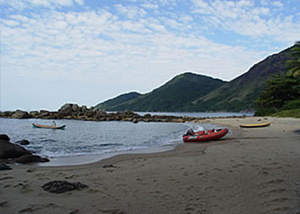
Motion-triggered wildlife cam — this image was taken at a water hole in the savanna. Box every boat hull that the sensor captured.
[239,122,271,128]
[183,128,228,143]
[32,123,66,129]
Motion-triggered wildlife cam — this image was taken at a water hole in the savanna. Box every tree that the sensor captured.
[255,41,300,115]
[286,41,300,77]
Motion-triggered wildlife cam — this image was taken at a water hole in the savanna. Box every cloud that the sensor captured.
[1,0,299,110]
[0,0,83,11]
[191,0,300,43]
[115,4,147,19]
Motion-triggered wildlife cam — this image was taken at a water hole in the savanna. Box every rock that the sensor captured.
[58,103,74,114]
[15,139,30,145]
[11,110,31,119]
[0,111,13,117]
[0,139,32,159]
[16,155,49,164]
[0,163,12,170]
[0,134,10,141]
[29,111,39,117]
[132,118,139,124]
[42,180,88,193]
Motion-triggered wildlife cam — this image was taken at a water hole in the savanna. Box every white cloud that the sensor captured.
[191,0,299,43]
[1,0,299,110]
[142,2,159,10]
[115,4,147,19]
[0,0,83,10]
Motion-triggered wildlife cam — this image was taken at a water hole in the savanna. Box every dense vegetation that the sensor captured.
[94,73,225,112]
[93,92,141,110]
[255,41,300,116]
[189,45,295,111]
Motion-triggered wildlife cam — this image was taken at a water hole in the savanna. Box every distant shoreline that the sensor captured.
[0,103,253,123]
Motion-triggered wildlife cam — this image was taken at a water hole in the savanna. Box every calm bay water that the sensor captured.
[0,112,251,165]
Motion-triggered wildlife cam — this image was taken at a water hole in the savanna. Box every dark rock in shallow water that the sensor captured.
[0,163,12,170]
[16,155,49,164]
[0,139,32,159]
[15,139,30,145]
[42,180,88,193]
[0,134,10,142]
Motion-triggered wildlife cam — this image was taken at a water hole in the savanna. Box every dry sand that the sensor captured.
[1,117,300,214]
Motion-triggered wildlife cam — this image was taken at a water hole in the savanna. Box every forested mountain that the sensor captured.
[94,73,225,112]
[94,92,141,111]
[189,46,294,111]
[94,45,296,112]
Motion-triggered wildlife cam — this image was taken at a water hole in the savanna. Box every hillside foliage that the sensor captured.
[255,41,300,116]
[94,44,298,113]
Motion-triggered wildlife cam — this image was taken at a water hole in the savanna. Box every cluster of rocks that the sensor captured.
[42,180,88,193]
[0,134,49,170]
[0,103,211,123]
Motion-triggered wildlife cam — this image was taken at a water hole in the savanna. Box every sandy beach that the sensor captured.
[1,117,300,214]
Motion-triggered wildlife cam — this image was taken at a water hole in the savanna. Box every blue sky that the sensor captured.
[0,0,299,111]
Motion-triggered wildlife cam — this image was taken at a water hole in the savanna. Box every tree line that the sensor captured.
[255,41,300,116]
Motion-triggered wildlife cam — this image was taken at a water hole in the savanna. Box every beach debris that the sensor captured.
[16,155,49,164]
[0,201,8,207]
[42,180,88,193]
[26,168,36,173]
[102,163,116,168]
[0,163,12,170]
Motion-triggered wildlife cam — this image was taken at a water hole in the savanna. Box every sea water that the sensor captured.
[0,112,252,165]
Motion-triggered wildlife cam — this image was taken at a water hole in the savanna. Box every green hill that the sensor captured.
[189,46,294,111]
[93,92,141,110]
[94,73,226,112]
[94,45,296,112]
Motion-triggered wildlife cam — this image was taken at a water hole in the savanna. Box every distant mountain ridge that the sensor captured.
[94,73,226,112]
[189,46,294,111]
[94,45,295,112]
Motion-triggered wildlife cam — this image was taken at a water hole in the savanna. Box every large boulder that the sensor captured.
[11,110,31,119]
[0,139,32,159]
[16,155,49,164]
[58,103,74,115]
[0,134,10,141]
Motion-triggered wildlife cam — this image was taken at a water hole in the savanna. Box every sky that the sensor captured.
[0,0,299,111]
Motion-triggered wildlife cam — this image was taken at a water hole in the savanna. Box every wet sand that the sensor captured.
[1,117,300,214]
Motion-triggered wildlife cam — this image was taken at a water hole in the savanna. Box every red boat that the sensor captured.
[183,128,228,142]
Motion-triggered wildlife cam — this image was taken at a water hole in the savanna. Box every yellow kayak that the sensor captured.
[239,122,271,128]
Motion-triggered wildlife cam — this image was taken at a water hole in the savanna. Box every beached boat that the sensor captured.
[183,128,228,142]
[239,122,271,128]
[32,123,66,129]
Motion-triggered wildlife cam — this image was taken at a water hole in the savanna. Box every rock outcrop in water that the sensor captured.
[0,135,49,166]
[0,138,32,159]
[16,155,50,164]
[0,103,246,123]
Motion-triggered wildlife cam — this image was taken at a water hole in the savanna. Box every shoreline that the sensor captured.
[1,116,300,214]
[38,143,179,167]
[36,121,228,167]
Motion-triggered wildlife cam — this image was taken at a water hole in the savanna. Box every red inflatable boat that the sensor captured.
[183,128,228,142]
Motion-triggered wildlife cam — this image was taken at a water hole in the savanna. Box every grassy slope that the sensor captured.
[271,109,300,118]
